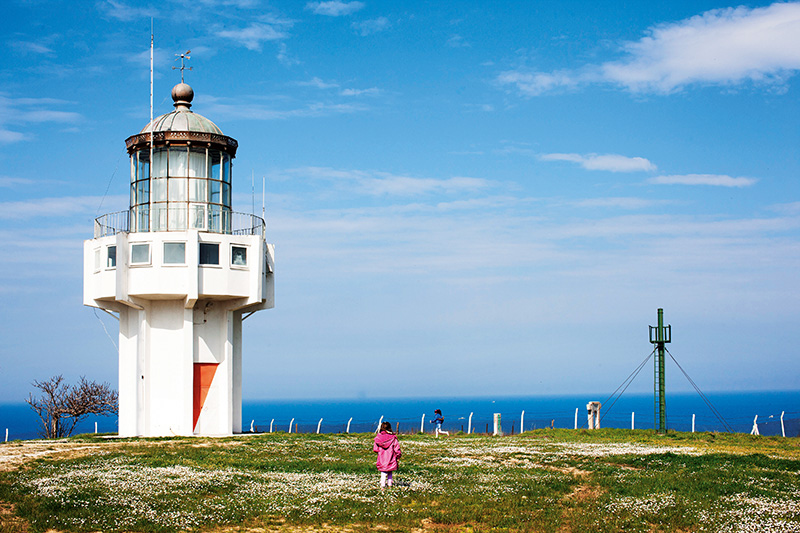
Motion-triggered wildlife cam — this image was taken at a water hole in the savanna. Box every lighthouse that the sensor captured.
[83,81,274,437]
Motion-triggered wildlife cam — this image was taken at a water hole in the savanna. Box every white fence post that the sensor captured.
[574,408,578,430]
[520,410,525,434]
[692,414,695,433]
[347,417,353,433]
[95,422,98,434]
[631,412,634,430]
[467,412,473,434]
[781,411,785,438]
[376,415,384,434]
[493,413,502,436]
[420,413,425,434]
[288,418,295,434]
[270,419,274,433]
[250,419,254,432]
[4,428,7,442]
[316,418,323,434]
[750,415,759,436]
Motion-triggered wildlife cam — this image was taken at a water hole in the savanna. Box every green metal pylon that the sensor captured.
[649,308,671,433]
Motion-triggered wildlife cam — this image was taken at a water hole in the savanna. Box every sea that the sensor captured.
[2,390,798,441]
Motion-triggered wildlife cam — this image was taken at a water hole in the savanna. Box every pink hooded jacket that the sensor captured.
[373,431,402,472]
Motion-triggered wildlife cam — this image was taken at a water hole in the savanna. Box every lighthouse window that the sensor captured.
[231,245,247,266]
[107,246,117,268]
[136,179,149,204]
[163,242,185,264]
[190,204,206,229]
[189,148,207,178]
[168,148,188,177]
[199,243,219,265]
[131,243,151,265]
[137,151,150,180]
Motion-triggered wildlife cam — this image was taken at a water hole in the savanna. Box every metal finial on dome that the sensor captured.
[171,82,194,110]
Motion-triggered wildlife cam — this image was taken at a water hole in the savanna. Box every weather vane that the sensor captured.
[173,50,192,83]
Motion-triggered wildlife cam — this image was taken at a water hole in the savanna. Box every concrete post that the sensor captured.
[347,417,353,433]
[468,412,473,434]
[520,410,525,434]
[586,402,601,429]
[316,418,323,434]
[288,417,294,434]
[493,413,503,436]
[420,413,425,434]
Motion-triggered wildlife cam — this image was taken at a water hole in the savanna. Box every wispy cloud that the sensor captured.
[571,197,658,209]
[498,2,800,96]
[352,17,390,36]
[288,167,492,196]
[446,34,470,48]
[0,195,127,220]
[648,174,757,187]
[340,87,380,96]
[298,77,340,89]
[0,94,81,143]
[306,1,364,16]
[10,40,54,55]
[216,20,292,51]
[97,0,156,21]
[0,177,35,187]
[199,96,368,120]
[540,153,656,172]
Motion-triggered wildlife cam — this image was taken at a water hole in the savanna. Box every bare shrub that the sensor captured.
[26,375,118,438]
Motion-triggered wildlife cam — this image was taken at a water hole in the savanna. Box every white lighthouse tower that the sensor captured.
[83,81,274,437]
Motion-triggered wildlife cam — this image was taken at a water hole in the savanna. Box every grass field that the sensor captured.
[1,429,799,532]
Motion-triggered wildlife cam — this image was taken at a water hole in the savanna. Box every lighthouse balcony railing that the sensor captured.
[94,210,266,238]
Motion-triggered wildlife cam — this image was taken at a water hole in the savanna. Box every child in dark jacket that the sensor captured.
[373,421,402,488]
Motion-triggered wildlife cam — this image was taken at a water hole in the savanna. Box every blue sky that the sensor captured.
[1,0,799,404]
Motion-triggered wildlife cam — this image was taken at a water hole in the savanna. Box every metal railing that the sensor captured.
[94,210,266,238]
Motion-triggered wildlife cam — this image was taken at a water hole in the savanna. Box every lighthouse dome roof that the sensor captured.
[139,83,223,135]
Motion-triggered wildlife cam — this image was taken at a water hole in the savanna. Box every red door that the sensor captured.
[193,363,219,430]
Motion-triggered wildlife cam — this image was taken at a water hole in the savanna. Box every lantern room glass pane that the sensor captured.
[190,204,206,229]
[152,178,167,202]
[169,148,188,177]
[130,156,136,183]
[189,178,206,202]
[208,204,221,232]
[189,148,207,178]
[152,149,167,178]
[152,204,167,231]
[222,183,231,206]
[168,206,187,230]
[169,178,187,202]
[210,151,221,180]
[210,179,221,204]
[222,153,231,183]
[130,183,136,206]
[135,205,150,232]
[136,179,149,205]
[137,150,150,180]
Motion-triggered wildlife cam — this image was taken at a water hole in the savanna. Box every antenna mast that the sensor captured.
[649,308,671,434]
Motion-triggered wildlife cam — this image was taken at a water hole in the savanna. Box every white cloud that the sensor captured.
[540,153,656,172]
[298,77,340,89]
[352,17,389,36]
[288,167,492,196]
[11,41,53,55]
[277,43,300,66]
[98,0,155,21]
[340,87,380,96]
[648,174,757,187]
[216,22,290,51]
[572,197,657,210]
[446,34,470,48]
[498,2,800,96]
[306,1,364,16]
[0,94,81,143]
[0,177,35,187]
[199,97,367,120]
[0,195,126,220]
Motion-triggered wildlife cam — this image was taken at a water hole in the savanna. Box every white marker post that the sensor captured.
[692,414,696,433]
[781,411,785,438]
[467,412,473,434]
[270,419,274,433]
[631,412,635,430]
[347,417,353,433]
[4,428,7,442]
[574,408,578,430]
[316,418,323,434]
[493,413,502,436]
[288,418,295,434]
[250,420,254,433]
[420,413,425,434]
[520,410,525,434]
[750,415,759,436]
[376,415,384,434]
[95,422,98,434]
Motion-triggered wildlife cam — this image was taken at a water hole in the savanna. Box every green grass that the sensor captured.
[1,429,799,532]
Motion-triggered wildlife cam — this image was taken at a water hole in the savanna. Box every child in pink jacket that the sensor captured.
[373,421,402,488]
